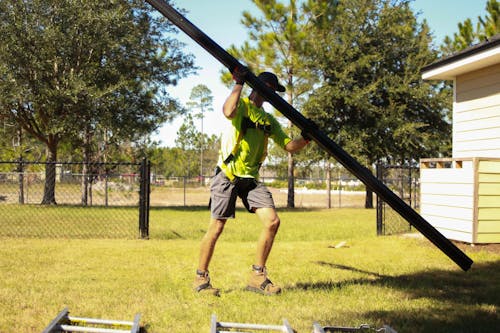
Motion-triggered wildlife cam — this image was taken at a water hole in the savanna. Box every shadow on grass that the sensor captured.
[292,260,500,332]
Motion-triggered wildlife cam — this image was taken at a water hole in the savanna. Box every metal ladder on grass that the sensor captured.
[42,307,141,333]
[211,314,294,333]
[313,321,398,333]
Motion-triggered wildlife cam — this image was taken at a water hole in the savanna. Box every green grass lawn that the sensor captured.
[0,208,498,332]
[1,204,139,239]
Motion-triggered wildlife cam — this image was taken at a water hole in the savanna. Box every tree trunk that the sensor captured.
[17,128,25,204]
[41,138,58,205]
[287,151,295,208]
[81,125,92,206]
[365,187,373,209]
[81,162,88,206]
[18,158,24,204]
[286,118,295,208]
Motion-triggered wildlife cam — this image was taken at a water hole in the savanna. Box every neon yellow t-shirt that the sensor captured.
[218,97,291,179]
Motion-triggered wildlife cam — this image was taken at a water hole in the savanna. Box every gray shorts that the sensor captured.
[210,170,275,219]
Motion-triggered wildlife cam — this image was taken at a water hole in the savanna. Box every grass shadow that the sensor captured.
[292,260,500,332]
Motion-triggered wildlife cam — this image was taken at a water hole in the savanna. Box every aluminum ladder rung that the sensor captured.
[42,308,141,333]
[211,314,294,333]
[58,325,132,333]
[313,321,398,333]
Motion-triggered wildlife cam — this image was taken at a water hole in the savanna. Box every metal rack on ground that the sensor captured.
[42,308,141,333]
[313,321,398,333]
[210,314,294,333]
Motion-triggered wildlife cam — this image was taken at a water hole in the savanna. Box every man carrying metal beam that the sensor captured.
[145,0,473,273]
[194,68,310,296]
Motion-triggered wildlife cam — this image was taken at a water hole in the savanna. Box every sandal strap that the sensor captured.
[260,278,273,291]
[196,282,212,292]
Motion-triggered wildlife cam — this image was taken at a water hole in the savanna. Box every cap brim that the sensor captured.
[276,84,286,92]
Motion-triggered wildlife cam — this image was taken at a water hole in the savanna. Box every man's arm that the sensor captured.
[284,137,310,153]
[223,66,248,119]
[222,84,243,119]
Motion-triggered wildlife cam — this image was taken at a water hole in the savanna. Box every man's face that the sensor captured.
[262,82,274,101]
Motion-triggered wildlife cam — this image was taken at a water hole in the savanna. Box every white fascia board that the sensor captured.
[422,47,500,80]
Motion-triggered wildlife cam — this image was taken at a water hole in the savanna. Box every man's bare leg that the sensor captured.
[198,218,226,271]
[246,207,282,295]
[193,218,226,296]
[254,207,280,267]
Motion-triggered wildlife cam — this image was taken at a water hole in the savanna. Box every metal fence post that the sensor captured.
[145,159,150,237]
[139,159,145,238]
[376,163,383,236]
[139,158,150,239]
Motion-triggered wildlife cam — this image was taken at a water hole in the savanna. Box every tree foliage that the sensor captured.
[300,0,452,207]
[441,0,499,55]
[187,84,214,120]
[0,0,195,203]
[173,113,219,177]
[302,0,451,166]
[186,84,214,176]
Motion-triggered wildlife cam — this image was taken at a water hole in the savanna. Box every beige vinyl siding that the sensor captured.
[477,160,500,242]
[420,158,500,244]
[453,63,500,158]
[420,165,475,243]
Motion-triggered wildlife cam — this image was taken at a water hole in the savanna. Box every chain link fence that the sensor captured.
[376,164,420,235]
[148,174,368,209]
[1,158,370,239]
[0,160,149,239]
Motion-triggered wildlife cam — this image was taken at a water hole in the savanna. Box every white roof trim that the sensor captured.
[422,46,500,80]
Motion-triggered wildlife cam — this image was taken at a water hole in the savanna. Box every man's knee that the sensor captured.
[266,215,280,233]
[256,208,280,233]
[207,219,226,239]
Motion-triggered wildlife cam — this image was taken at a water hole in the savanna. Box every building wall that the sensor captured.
[477,159,500,243]
[420,158,500,244]
[453,63,500,158]
[420,160,475,243]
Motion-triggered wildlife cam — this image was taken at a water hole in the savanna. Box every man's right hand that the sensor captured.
[231,66,248,85]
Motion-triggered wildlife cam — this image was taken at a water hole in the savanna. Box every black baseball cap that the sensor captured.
[258,72,286,92]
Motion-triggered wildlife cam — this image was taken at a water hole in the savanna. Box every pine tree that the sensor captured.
[187,84,214,176]
[441,0,499,55]
[302,0,451,208]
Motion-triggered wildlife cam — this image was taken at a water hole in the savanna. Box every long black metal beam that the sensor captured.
[145,0,473,271]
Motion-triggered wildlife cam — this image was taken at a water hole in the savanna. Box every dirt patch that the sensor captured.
[453,241,500,254]
[402,233,500,254]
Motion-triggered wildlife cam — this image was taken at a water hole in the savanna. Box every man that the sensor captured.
[193,68,310,296]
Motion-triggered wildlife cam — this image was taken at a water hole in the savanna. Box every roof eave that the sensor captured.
[422,47,500,80]
[421,34,500,80]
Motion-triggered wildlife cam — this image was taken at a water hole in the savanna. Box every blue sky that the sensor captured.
[154,0,489,147]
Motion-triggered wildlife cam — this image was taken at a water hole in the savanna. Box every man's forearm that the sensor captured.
[222,84,243,119]
[285,137,309,153]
